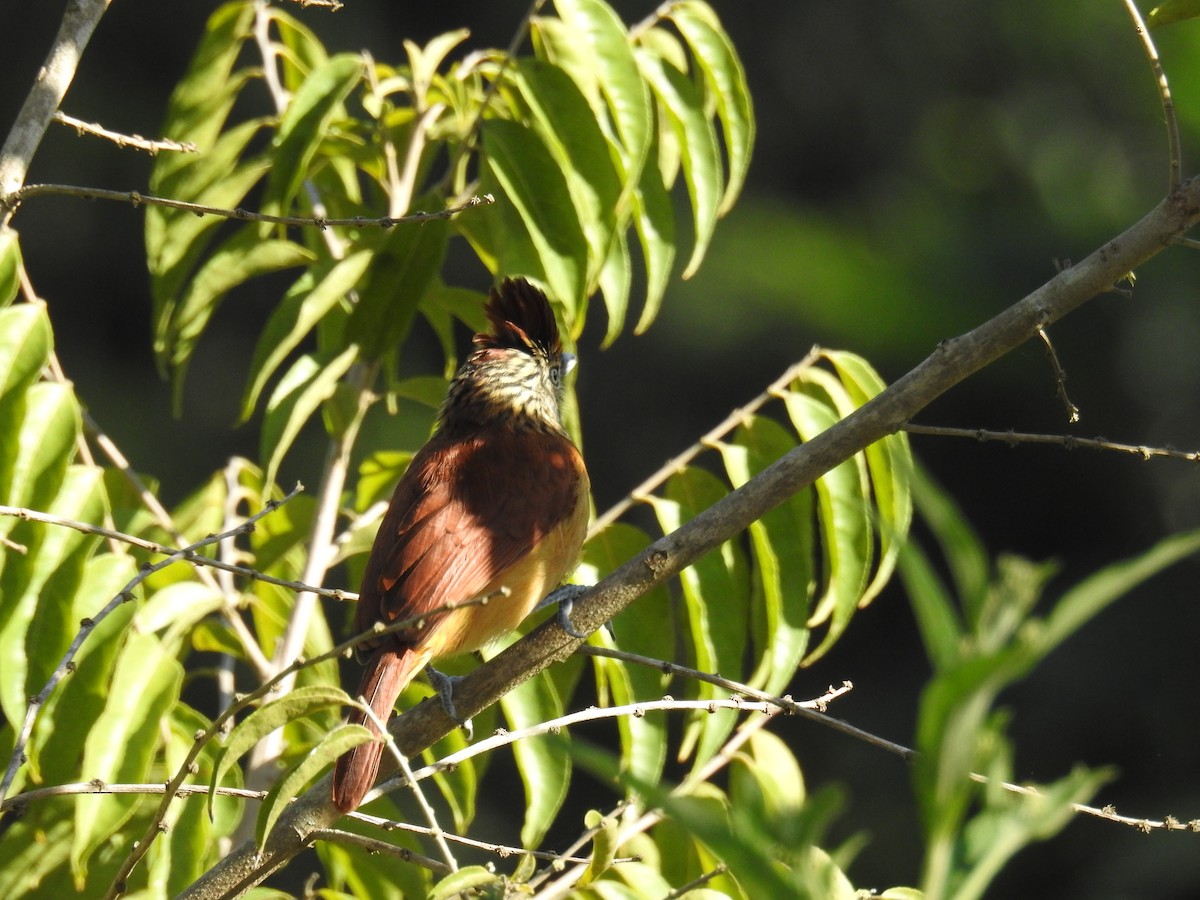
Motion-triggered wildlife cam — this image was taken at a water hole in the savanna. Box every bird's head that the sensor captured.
[441,278,574,432]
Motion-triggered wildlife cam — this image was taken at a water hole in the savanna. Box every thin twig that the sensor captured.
[0,500,351,600]
[52,111,197,155]
[0,487,303,805]
[579,645,907,759]
[361,703,458,872]
[306,829,449,873]
[1123,0,1181,191]
[589,350,822,536]
[1036,326,1080,423]
[902,423,1200,463]
[6,183,494,226]
[369,688,852,809]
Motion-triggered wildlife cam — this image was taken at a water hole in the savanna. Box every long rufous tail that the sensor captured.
[332,645,423,812]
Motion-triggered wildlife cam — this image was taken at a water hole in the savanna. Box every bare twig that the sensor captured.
[6,183,494,227]
[902,423,1200,463]
[590,350,822,536]
[306,829,449,874]
[360,703,458,872]
[1036,326,1080,423]
[52,111,197,155]
[1123,0,1181,191]
[0,499,352,601]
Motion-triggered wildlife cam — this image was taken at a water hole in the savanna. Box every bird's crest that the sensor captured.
[475,278,562,358]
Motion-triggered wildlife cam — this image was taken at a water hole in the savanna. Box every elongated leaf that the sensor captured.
[73,631,182,885]
[429,867,504,900]
[155,1,257,157]
[0,228,21,308]
[498,669,569,848]
[722,417,814,693]
[646,466,749,765]
[163,232,313,403]
[0,302,52,401]
[260,54,365,224]
[780,390,870,663]
[210,684,352,819]
[636,50,722,279]
[260,345,358,492]
[344,214,449,360]
[482,119,588,317]
[552,0,652,183]
[1148,0,1200,28]
[0,466,103,729]
[148,119,272,318]
[821,351,913,606]
[242,249,373,419]
[597,229,632,347]
[29,557,137,786]
[509,59,624,295]
[580,522,672,787]
[257,723,373,849]
[6,382,79,513]
[668,2,755,213]
[631,136,676,334]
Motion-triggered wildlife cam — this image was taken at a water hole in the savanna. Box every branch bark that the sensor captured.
[179,178,1200,899]
[0,0,113,211]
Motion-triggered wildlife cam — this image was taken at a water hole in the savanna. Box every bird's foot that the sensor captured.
[537,584,610,640]
[425,667,473,740]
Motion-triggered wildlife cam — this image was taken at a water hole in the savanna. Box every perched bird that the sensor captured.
[332,277,590,813]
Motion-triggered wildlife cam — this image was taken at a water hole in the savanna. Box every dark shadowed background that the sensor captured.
[5,1,1200,896]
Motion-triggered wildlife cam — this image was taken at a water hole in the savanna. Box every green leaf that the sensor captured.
[0,228,22,308]
[259,54,365,224]
[133,581,226,655]
[154,1,257,153]
[499,668,569,848]
[481,119,588,316]
[0,302,52,401]
[822,350,913,606]
[597,229,632,347]
[163,231,313,406]
[0,465,103,730]
[428,866,503,900]
[722,417,814,693]
[580,523,672,788]
[260,345,358,492]
[780,389,871,664]
[73,631,182,885]
[646,467,749,764]
[1148,0,1200,28]
[257,723,374,849]
[29,557,137,786]
[636,49,722,279]
[344,214,449,360]
[509,59,624,297]
[631,137,676,334]
[147,119,272,319]
[552,0,653,184]
[667,2,755,214]
[5,382,79,512]
[242,249,373,420]
[579,808,620,885]
[211,684,353,820]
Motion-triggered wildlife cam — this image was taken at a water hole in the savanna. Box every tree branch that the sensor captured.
[0,0,113,210]
[178,177,1200,898]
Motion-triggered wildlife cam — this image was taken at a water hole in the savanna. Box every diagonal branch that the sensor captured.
[177,176,1200,899]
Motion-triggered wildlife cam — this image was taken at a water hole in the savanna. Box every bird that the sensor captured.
[331,277,590,813]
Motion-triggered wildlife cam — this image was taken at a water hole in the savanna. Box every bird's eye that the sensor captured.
[549,365,562,386]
